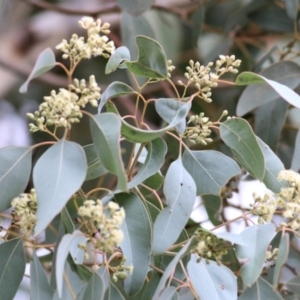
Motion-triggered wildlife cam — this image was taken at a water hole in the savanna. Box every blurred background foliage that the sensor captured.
[0,0,299,172]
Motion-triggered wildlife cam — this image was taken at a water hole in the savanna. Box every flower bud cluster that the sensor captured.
[78,200,125,254]
[167,60,175,78]
[27,75,101,131]
[111,257,134,282]
[191,229,228,265]
[11,189,37,232]
[56,16,115,61]
[185,112,213,145]
[178,55,241,102]
[251,170,300,230]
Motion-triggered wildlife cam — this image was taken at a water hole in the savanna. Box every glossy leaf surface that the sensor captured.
[0,147,32,211]
[220,118,265,180]
[33,140,87,236]
[182,149,240,195]
[152,158,196,254]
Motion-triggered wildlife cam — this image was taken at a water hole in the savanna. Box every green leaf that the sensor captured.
[114,193,152,296]
[202,195,222,226]
[33,139,87,236]
[155,98,191,134]
[0,238,25,300]
[215,232,246,246]
[285,0,299,20]
[292,128,300,172]
[139,172,164,196]
[188,255,237,300]
[104,282,126,300]
[158,287,178,300]
[128,138,167,189]
[257,137,285,193]
[30,252,52,300]
[273,233,289,286]
[0,147,32,211]
[106,100,188,143]
[61,207,75,234]
[239,277,283,300]
[236,224,276,286]
[82,273,105,300]
[90,113,127,191]
[152,237,197,299]
[69,235,87,265]
[255,98,289,151]
[19,48,56,93]
[152,157,196,255]
[105,46,130,74]
[220,118,265,181]
[285,275,300,295]
[83,144,108,181]
[56,230,86,297]
[182,149,240,195]
[236,63,300,116]
[99,81,135,112]
[125,35,168,78]
[117,0,155,15]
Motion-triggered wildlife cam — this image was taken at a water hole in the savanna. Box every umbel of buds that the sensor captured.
[78,200,125,254]
[11,189,37,232]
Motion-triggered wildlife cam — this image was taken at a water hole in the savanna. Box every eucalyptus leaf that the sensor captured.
[158,287,178,300]
[273,233,289,286]
[0,146,32,211]
[187,254,237,300]
[292,128,300,172]
[152,157,196,255]
[90,113,127,191]
[117,0,155,16]
[33,139,87,236]
[128,138,167,189]
[155,98,191,134]
[182,149,240,195]
[125,35,168,78]
[105,46,131,74]
[106,100,188,143]
[61,207,75,234]
[239,276,283,300]
[19,48,56,93]
[236,67,300,116]
[82,273,105,300]
[115,193,152,296]
[285,0,299,20]
[30,252,52,300]
[83,144,108,181]
[99,81,135,113]
[0,238,26,300]
[202,195,222,226]
[220,118,265,180]
[236,223,276,286]
[104,282,126,300]
[285,275,300,295]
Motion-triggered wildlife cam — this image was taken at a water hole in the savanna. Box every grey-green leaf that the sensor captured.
[82,273,105,300]
[155,98,191,134]
[292,128,300,172]
[236,66,300,116]
[33,140,87,236]
[285,275,300,295]
[182,149,240,196]
[99,81,135,113]
[106,100,188,143]
[187,255,237,300]
[0,238,26,300]
[158,287,179,300]
[128,138,167,189]
[90,113,127,191]
[30,251,52,300]
[220,118,265,180]
[83,144,108,181]
[115,193,152,296]
[0,147,32,211]
[125,35,168,78]
[117,0,155,16]
[273,233,289,286]
[152,157,196,255]
[285,0,299,20]
[105,46,130,74]
[257,137,285,193]
[239,277,283,300]
[19,48,56,93]
[236,224,276,286]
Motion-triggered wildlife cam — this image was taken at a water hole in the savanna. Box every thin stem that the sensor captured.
[149,264,186,285]
[56,62,70,79]
[167,78,181,100]
[127,143,146,178]
[78,189,87,201]
[63,271,76,299]
[211,211,252,231]
[140,183,164,210]
[86,188,112,198]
